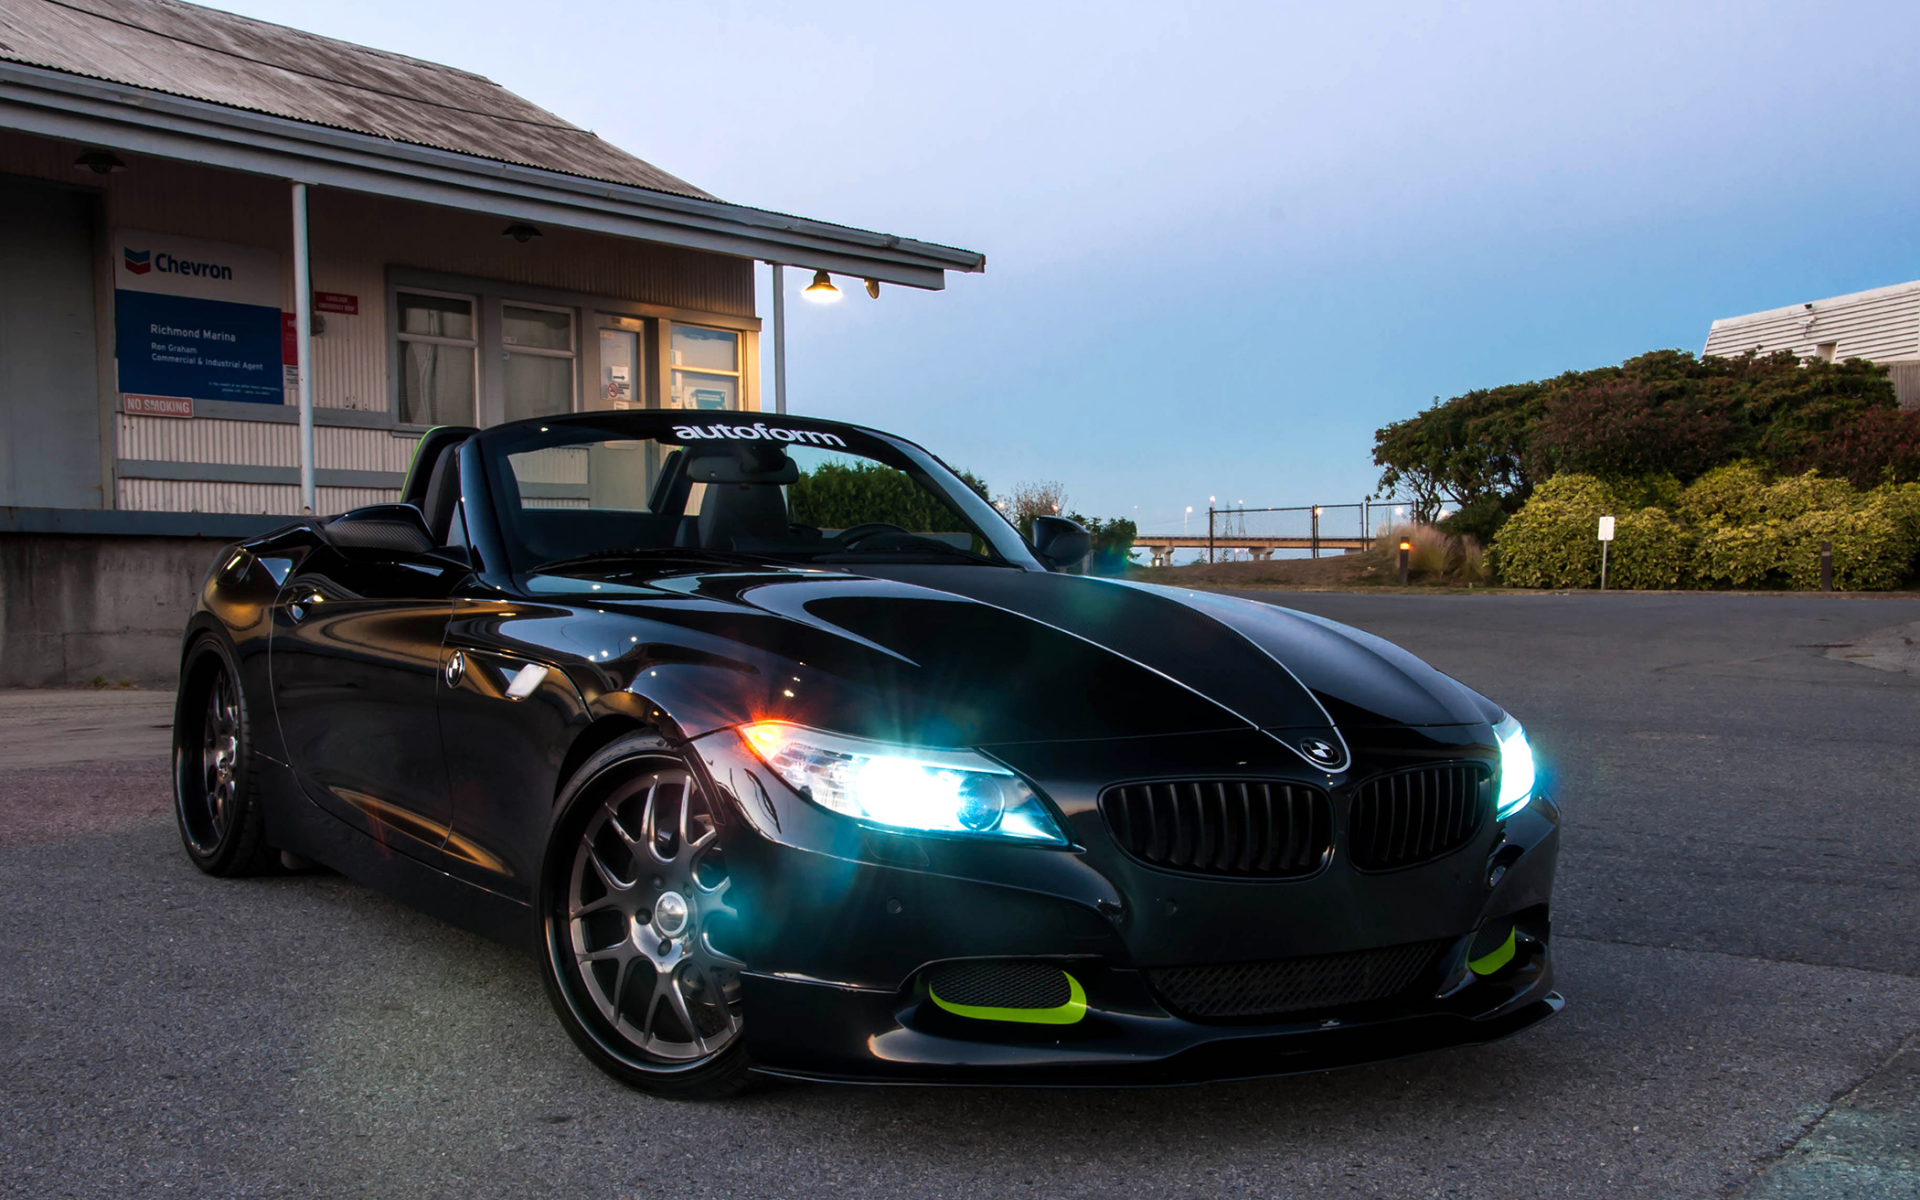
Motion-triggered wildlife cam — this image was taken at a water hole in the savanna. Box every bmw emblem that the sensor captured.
[1300,738,1342,768]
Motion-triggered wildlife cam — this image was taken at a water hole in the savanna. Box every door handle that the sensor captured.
[445,650,466,688]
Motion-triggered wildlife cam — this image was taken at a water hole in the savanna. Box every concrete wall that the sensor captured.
[0,532,227,686]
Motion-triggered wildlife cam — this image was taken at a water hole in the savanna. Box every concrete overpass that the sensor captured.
[1131,534,1375,568]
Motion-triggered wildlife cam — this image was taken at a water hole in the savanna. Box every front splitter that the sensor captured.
[740,975,1565,1088]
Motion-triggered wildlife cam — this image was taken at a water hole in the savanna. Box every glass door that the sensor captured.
[599,328,641,409]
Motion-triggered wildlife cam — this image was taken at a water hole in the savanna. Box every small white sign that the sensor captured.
[1598,515,1616,542]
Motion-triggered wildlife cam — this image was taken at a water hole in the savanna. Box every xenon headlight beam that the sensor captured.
[1493,713,1535,819]
[740,721,1067,844]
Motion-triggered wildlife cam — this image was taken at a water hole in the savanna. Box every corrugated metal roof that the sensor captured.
[0,0,712,199]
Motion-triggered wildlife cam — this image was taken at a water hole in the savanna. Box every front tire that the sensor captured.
[173,634,277,876]
[537,734,752,1099]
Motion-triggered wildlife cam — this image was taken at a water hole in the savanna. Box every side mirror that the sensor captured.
[1031,515,1090,572]
[323,504,434,558]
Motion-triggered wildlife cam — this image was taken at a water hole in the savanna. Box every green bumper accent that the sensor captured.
[929,972,1088,1025]
[1468,928,1517,976]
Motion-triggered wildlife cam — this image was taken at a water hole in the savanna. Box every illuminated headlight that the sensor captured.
[1493,713,1535,819]
[740,721,1067,844]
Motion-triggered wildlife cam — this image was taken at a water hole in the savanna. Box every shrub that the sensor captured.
[1606,473,1685,512]
[1800,406,1920,487]
[1780,505,1911,590]
[1677,462,1769,525]
[1695,519,1789,588]
[1491,475,1614,588]
[1872,481,1920,546]
[1605,507,1693,589]
[1757,471,1854,522]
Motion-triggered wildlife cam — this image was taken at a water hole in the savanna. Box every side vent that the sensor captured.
[924,960,1086,1025]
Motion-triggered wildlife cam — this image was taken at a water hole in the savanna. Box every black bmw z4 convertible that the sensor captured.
[174,410,1561,1098]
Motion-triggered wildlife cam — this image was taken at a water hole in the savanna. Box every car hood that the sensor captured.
[521,560,1495,749]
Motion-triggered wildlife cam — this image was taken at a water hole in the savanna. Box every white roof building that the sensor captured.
[1704,281,1920,409]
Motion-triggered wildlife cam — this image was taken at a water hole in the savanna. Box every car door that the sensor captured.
[269,537,460,865]
[436,593,590,903]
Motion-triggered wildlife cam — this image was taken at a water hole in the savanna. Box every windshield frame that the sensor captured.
[470,411,1044,577]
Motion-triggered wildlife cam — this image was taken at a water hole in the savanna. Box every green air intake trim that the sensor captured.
[1468,927,1517,976]
[930,972,1087,1025]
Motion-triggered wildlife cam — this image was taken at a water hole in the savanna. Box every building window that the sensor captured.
[670,324,740,411]
[503,303,576,422]
[397,291,477,426]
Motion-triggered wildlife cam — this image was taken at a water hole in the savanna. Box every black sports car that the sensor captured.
[174,410,1560,1098]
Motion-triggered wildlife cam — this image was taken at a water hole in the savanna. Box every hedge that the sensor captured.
[1493,476,1692,588]
[1497,467,1920,590]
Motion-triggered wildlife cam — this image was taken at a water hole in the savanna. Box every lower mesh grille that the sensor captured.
[925,960,1071,1010]
[1145,940,1449,1021]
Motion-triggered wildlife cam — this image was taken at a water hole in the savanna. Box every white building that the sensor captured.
[1703,281,1920,409]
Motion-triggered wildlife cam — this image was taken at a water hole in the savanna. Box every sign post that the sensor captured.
[1597,515,1616,590]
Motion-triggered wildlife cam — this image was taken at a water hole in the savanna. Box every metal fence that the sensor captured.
[1199,499,1420,560]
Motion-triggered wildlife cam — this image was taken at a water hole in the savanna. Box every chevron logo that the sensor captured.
[123,248,152,275]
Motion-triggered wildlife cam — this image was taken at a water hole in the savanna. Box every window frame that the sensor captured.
[499,299,579,423]
[386,267,761,431]
[669,322,744,413]
[392,286,480,428]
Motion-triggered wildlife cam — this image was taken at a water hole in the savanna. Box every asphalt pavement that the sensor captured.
[3,592,1919,1199]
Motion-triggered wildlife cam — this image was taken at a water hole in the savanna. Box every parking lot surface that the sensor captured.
[3,592,1918,1199]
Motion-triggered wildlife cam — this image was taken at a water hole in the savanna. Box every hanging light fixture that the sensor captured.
[501,222,542,243]
[864,279,880,299]
[803,269,841,303]
[73,150,126,175]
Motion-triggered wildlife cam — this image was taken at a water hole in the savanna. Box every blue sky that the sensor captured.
[227,0,1920,534]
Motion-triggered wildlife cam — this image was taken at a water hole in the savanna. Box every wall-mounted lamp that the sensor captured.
[803,269,841,303]
[502,222,542,243]
[73,150,126,175]
[865,279,880,299]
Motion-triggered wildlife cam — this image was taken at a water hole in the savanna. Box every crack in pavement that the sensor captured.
[1739,1032,1920,1198]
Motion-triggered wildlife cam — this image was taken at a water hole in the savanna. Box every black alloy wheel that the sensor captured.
[538,734,752,1099]
[173,635,277,876]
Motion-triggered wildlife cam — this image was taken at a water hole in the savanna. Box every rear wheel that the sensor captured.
[173,635,277,876]
[538,735,751,1099]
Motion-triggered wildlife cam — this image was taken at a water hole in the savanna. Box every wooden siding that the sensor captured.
[1704,281,1920,364]
[116,416,415,473]
[117,479,395,514]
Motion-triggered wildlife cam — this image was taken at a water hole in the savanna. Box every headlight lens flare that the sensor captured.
[740,721,1066,844]
[1493,713,1535,819]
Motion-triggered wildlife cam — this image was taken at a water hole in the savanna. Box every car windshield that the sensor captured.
[475,415,1038,573]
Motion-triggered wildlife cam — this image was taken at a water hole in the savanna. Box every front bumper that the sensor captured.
[693,724,1562,1085]
[740,948,1560,1087]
